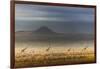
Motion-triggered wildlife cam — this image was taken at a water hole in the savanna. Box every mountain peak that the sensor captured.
[34,26,56,34]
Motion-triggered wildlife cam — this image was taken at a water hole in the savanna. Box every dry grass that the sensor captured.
[15,47,95,68]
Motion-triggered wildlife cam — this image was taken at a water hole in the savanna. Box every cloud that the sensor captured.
[15,4,94,34]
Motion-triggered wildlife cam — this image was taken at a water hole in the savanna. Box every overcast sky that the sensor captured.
[15,4,94,34]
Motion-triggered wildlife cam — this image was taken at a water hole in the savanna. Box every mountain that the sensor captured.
[34,26,57,34]
[15,26,93,41]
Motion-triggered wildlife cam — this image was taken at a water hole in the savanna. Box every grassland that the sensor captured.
[15,41,95,68]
